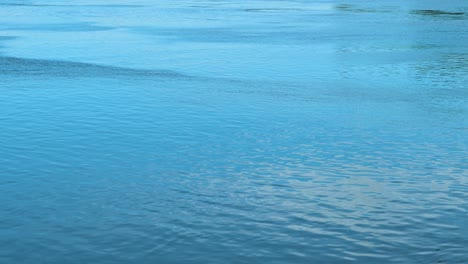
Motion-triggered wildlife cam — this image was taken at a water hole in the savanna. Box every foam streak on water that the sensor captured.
[0,0,467,263]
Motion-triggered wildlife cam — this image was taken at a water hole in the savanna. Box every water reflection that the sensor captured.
[0,0,467,263]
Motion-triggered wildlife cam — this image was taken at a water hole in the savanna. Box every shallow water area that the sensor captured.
[0,0,467,263]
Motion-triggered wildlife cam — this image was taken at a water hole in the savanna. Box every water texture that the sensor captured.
[0,0,467,263]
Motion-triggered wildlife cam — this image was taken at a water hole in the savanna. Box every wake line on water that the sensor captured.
[0,55,451,109]
[0,56,186,79]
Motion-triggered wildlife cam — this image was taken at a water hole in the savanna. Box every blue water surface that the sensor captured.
[0,0,467,263]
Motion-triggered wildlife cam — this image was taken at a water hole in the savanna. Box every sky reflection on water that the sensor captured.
[0,0,467,263]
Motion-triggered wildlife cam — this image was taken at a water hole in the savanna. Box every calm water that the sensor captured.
[1,0,467,263]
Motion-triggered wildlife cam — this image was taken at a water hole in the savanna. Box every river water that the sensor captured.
[0,0,467,263]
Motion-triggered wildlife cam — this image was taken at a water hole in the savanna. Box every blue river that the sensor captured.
[0,0,467,263]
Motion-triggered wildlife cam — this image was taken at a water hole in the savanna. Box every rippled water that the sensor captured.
[1,0,467,263]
